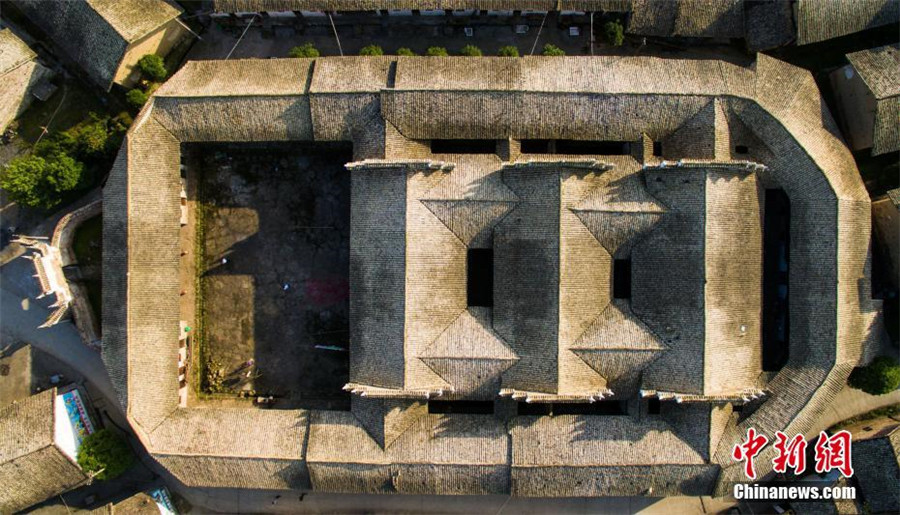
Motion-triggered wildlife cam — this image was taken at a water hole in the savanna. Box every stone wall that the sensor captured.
[52,199,102,349]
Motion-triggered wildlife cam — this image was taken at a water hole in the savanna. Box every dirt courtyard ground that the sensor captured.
[192,143,352,410]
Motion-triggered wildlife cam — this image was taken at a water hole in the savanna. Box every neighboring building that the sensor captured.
[206,0,897,50]
[830,44,900,156]
[795,0,899,46]
[208,1,614,12]
[872,189,900,290]
[11,0,189,90]
[626,0,744,39]
[0,27,53,132]
[853,424,900,513]
[0,387,96,513]
[91,486,179,514]
[104,55,881,497]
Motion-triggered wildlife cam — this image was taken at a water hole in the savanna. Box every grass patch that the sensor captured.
[72,215,102,266]
[193,184,209,395]
[829,403,900,432]
[14,79,107,144]
[72,215,102,322]
[83,280,102,325]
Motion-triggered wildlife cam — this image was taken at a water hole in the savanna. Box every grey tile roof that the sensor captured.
[348,163,408,389]
[0,390,88,512]
[510,414,720,496]
[86,0,182,42]
[744,0,794,51]
[847,44,900,155]
[108,491,164,514]
[628,0,744,38]
[796,0,899,45]
[0,28,36,75]
[0,389,55,464]
[105,54,879,497]
[156,58,314,97]
[853,426,900,513]
[847,44,900,101]
[308,401,510,494]
[494,162,562,394]
[0,28,52,131]
[887,188,900,208]
[12,0,182,89]
[511,414,708,466]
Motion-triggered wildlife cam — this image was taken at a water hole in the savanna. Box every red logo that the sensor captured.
[772,431,808,475]
[732,428,769,480]
[814,430,854,478]
[732,428,855,480]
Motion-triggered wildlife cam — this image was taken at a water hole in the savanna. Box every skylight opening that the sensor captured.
[428,400,494,414]
[613,258,632,300]
[467,248,494,307]
[431,139,496,154]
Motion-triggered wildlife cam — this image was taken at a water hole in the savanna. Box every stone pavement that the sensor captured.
[174,486,737,514]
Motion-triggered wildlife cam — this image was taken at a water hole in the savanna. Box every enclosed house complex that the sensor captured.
[103,54,884,497]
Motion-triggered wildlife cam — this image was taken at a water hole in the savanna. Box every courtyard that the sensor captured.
[190,143,352,410]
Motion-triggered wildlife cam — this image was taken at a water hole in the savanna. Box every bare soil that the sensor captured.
[193,143,352,410]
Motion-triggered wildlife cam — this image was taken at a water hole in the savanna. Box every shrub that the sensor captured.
[426,46,449,57]
[111,111,134,132]
[498,45,519,57]
[359,44,384,56]
[205,359,227,393]
[603,20,625,46]
[76,429,135,481]
[126,89,149,110]
[848,356,900,395]
[396,47,416,56]
[33,132,76,159]
[541,44,566,56]
[105,112,132,155]
[65,114,111,159]
[137,54,167,82]
[459,44,482,56]
[289,43,320,58]
[1,153,83,209]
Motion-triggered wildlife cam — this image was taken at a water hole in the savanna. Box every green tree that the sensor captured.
[0,153,83,209]
[111,111,134,133]
[359,44,384,56]
[603,20,625,46]
[541,44,566,56]
[65,114,111,159]
[106,112,132,156]
[497,45,519,57]
[126,89,148,110]
[289,43,320,58]
[33,132,76,160]
[396,47,416,56]
[848,357,900,395]
[137,54,167,82]
[459,44,482,56]
[76,429,135,481]
[426,46,449,56]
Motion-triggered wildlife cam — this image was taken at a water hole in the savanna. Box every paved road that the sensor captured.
[178,487,736,514]
[813,383,900,430]
[0,260,121,416]
[0,243,169,512]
